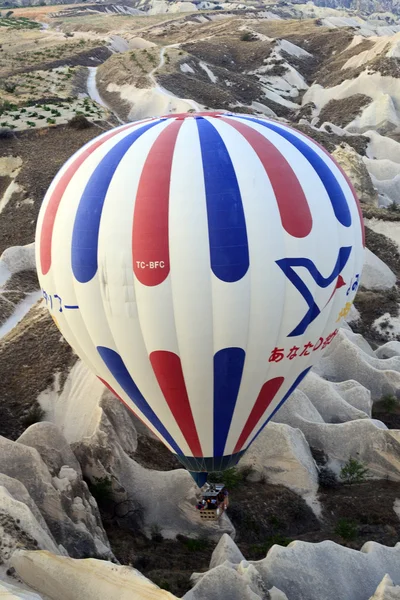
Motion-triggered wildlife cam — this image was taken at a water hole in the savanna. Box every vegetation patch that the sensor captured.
[0,16,40,29]
[0,124,103,254]
[340,458,369,485]
[372,395,400,430]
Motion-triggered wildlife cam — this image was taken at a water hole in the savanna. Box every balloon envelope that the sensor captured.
[35,113,364,481]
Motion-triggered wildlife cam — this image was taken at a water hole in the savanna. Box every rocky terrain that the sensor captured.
[1,2,400,599]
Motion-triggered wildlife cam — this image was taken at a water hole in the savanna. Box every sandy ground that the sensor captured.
[11,4,89,22]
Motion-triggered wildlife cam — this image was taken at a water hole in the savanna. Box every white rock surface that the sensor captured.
[373,312,400,342]
[0,426,111,559]
[0,244,36,275]
[209,533,245,569]
[10,540,400,600]
[255,540,400,600]
[11,550,177,600]
[361,248,397,290]
[239,422,319,498]
[299,371,371,422]
[0,485,60,563]
[370,575,400,599]
[0,581,43,600]
[186,564,265,600]
[304,72,400,119]
[375,341,400,359]
[314,329,400,400]
[271,384,400,480]
[269,587,289,600]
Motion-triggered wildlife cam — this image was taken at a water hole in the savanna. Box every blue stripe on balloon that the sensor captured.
[97,345,183,456]
[213,347,246,457]
[196,117,249,282]
[72,120,163,284]
[247,366,312,449]
[231,115,352,228]
[276,246,351,337]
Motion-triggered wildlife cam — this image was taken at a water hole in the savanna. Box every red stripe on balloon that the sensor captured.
[233,376,284,453]
[150,350,203,457]
[132,119,183,286]
[280,120,365,247]
[97,376,165,444]
[220,117,312,239]
[39,122,146,276]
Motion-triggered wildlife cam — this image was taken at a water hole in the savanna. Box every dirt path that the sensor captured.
[148,44,201,112]
[86,66,125,124]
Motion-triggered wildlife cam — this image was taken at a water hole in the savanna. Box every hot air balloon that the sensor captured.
[35,113,364,488]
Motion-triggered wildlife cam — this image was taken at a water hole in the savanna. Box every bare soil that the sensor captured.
[318,94,372,127]
[182,38,273,73]
[294,123,369,155]
[363,205,400,222]
[0,175,12,198]
[133,434,182,472]
[316,38,375,87]
[0,124,108,255]
[0,302,78,441]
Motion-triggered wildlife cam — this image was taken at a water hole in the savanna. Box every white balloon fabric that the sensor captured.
[35,113,365,483]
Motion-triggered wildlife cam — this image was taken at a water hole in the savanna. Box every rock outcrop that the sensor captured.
[369,575,400,599]
[332,144,378,206]
[361,249,397,291]
[239,422,319,498]
[11,550,177,600]
[0,244,36,278]
[0,424,112,564]
[314,329,400,400]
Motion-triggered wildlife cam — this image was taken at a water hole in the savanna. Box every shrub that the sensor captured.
[335,518,358,541]
[240,31,256,42]
[22,404,45,426]
[381,394,398,412]
[3,81,16,93]
[183,537,209,552]
[88,476,113,503]
[209,467,244,489]
[318,467,338,489]
[151,523,163,543]
[68,114,92,129]
[340,458,368,484]
[0,127,14,138]
[388,202,400,212]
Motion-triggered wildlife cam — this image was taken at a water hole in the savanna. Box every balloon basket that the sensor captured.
[199,507,221,521]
